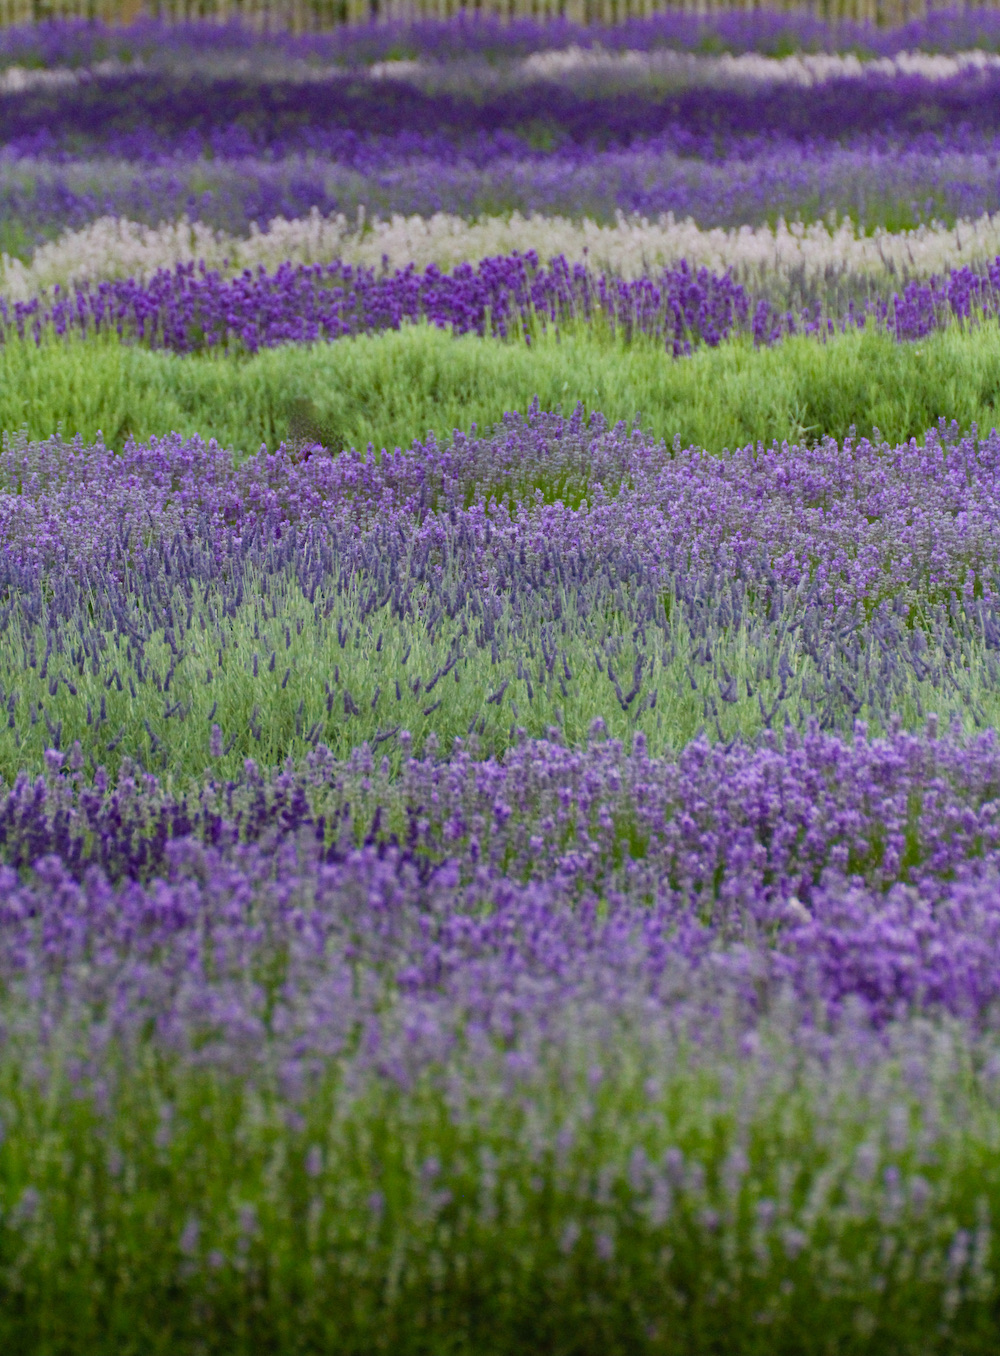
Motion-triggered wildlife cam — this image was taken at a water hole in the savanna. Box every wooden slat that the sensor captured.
[5,0,1000,34]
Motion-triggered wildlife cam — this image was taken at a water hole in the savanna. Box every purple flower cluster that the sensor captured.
[888,260,1000,337]
[754,257,1000,343]
[7,247,1000,353]
[12,722,1000,934]
[7,720,1000,1356]
[1,252,750,353]
[7,761,1000,1082]
[6,410,1000,615]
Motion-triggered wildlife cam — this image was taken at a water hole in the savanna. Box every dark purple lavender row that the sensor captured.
[4,249,998,353]
[6,11,1000,69]
[3,254,754,353]
[19,122,991,170]
[9,66,1000,159]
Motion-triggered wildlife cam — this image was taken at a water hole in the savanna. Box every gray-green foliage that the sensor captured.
[3,542,997,789]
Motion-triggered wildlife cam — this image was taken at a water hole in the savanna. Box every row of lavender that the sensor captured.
[1,342,999,1339]
[10,137,1000,245]
[16,68,1000,157]
[3,404,1000,827]
[3,248,995,352]
[14,718,1000,943]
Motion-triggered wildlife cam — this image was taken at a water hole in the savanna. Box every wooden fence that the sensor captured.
[0,0,992,34]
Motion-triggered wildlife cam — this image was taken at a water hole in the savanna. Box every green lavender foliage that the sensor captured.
[2,320,1000,458]
[3,546,998,788]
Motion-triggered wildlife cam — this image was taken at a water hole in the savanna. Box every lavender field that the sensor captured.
[7,10,1000,1355]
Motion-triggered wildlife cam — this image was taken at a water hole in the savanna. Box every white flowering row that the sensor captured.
[365,46,1000,92]
[3,207,1000,300]
[4,47,999,96]
[513,46,1000,86]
